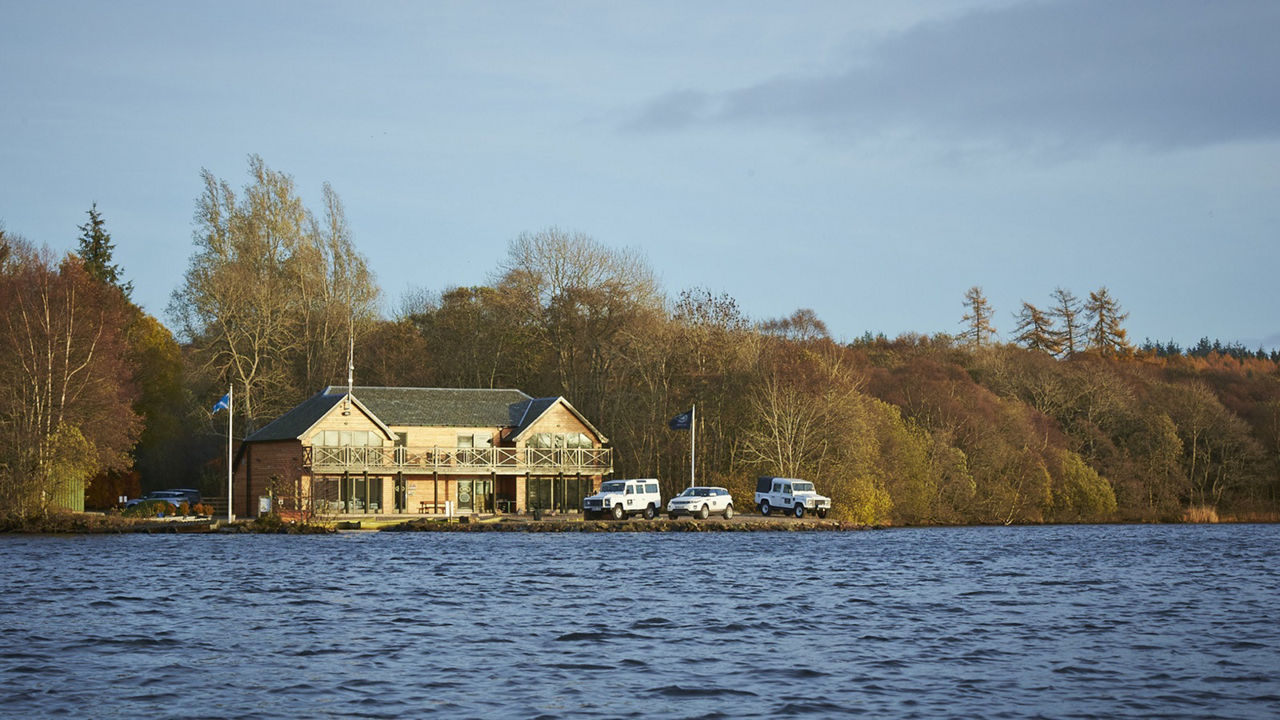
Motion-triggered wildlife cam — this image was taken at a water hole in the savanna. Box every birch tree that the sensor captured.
[0,240,140,515]
[170,156,378,430]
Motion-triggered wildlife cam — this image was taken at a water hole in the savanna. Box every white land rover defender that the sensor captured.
[755,476,832,518]
[582,479,662,520]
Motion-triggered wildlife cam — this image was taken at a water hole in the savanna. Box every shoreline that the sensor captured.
[2,511,1275,535]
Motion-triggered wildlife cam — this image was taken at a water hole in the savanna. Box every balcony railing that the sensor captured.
[304,445,612,475]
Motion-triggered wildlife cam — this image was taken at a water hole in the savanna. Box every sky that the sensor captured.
[2,0,1278,348]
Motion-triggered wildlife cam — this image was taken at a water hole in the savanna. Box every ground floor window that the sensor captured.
[526,476,591,512]
[311,476,383,514]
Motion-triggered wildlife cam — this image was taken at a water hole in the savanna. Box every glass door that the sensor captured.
[458,479,474,512]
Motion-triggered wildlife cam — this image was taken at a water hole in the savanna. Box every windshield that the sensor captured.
[600,482,626,493]
[679,488,711,497]
[792,482,814,492]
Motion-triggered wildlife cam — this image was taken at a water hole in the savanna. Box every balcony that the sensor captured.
[304,445,612,476]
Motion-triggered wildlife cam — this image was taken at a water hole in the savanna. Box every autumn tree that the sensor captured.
[169,155,378,430]
[494,227,661,423]
[0,239,141,515]
[1012,301,1061,354]
[1049,287,1082,357]
[1084,286,1131,357]
[409,285,532,388]
[758,308,829,343]
[959,286,996,347]
[740,375,829,479]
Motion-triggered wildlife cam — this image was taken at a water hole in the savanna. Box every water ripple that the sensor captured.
[1,525,1279,718]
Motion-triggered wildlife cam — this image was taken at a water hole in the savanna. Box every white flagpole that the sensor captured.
[690,404,696,488]
[226,384,233,523]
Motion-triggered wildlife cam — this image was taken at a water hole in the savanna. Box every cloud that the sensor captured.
[630,0,1280,150]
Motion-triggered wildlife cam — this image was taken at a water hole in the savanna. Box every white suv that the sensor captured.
[583,479,662,520]
[666,486,735,519]
[755,476,831,518]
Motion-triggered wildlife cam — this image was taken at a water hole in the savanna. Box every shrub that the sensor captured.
[1183,505,1219,523]
[120,500,158,517]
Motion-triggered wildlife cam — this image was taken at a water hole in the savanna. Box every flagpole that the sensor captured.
[690,404,696,488]
[226,384,233,523]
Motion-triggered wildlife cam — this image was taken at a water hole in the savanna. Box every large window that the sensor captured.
[526,476,592,512]
[312,476,383,514]
[527,432,593,449]
[311,430,384,447]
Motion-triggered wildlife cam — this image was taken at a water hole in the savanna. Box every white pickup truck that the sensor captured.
[755,476,831,518]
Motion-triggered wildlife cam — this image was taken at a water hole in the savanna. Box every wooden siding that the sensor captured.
[234,440,304,517]
[391,426,499,448]
[518,402,601,447]
[305,403,390,443]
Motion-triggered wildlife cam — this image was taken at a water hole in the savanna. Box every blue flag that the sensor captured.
[211,393,230,413]
[668,409,692,430]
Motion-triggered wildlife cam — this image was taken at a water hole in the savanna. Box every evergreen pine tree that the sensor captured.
[76,203,132,297]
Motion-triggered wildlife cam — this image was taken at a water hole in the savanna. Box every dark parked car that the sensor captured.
[124,490,189,510]
[169,488,202,506]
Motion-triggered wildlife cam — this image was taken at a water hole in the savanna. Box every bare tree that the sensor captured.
[740,376,828,478]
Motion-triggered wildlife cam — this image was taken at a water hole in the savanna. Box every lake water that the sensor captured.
[2,524,1278,718]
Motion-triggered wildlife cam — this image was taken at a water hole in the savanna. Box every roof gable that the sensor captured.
[509,396,609,444]
[245,392,392,443]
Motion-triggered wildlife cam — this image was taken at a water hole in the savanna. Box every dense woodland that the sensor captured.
[2,157,1278,523]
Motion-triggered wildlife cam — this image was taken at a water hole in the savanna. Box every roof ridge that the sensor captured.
[333,385,529,393]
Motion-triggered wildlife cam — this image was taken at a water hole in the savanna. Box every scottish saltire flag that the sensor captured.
[211,392,230,413]
[668,409,692,430]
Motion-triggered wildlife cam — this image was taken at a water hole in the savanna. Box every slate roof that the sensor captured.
[245,386,608,444]
[244,392,346,442]
[328,386,533,428]
[509,397,558,437]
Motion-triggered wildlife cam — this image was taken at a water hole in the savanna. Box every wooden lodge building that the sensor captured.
[232,386,611,518]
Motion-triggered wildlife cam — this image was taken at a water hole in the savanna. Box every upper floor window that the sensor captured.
[528,432,593,449]
[311,430,384,447]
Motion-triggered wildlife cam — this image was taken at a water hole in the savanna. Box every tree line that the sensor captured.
[1,156,1277,523]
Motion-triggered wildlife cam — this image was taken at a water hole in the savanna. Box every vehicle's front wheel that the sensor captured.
[611,504,625,521]
[817,508,828,519]
[760,500,771,516]
[697,504,710,520]
[643,504,656,520]
[794,504,805,518]
[723,504,734,520]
